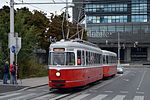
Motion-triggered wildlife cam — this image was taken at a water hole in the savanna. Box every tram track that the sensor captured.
[27,74,124,100]
[50,74,124,100]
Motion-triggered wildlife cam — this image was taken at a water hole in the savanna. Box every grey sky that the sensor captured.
[0,0,72,17]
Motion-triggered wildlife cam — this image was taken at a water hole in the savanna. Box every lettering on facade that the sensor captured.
[89,31,113,38]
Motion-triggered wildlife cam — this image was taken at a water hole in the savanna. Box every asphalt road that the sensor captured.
[66,68,150,100]
[0,67,150,100]
[0,85,27,93]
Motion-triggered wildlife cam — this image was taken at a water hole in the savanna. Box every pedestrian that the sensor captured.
[3,61,9,84]
[10,61,17,84]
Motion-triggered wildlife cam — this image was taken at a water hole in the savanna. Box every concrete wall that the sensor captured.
[147,48,150,62]
[124,47,131,63]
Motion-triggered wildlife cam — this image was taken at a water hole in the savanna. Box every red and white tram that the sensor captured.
[102,50,117,78]
[48,39,103,88]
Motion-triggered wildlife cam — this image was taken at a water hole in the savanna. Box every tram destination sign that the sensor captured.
[53,48,65,52]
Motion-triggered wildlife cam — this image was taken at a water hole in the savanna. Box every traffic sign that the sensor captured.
[16,37,21,54]
[11,45,16,53]
[9,33,21,54]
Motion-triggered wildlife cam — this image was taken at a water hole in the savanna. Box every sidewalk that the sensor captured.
[0,76,48,88]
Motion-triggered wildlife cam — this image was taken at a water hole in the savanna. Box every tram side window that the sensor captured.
[90,52,94,65]
[98,54,101,64]
[82,51,85,65]
[86,51,90,65]
[108,56,111,64]
[100,54,102,64]
[96,53,99,64]
[77,50,81,65]
[66,52,75,65]
[112,56,114,63]
[103,55,105,64]
[110,56,112,63]
[86,51,88,65]
[106,56,109,64]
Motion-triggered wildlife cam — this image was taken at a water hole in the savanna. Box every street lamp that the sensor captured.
[118,32,120,66]
[134,41,138,48]
[106,40,108,45]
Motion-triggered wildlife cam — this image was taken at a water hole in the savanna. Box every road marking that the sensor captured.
[49,94,70,100]
[122,78,129,82]
[91,94,107,100]
[120,91,128,94]
[0,93,21,99]
[112,95,126,100]
[93,75,123,90]
[8,93,36,100]
[137,71,146,90]
[92,71,130,90]
[136,91,144,94]
[104,91,113,93]
[70,94,90,100]
[133,96,144,100]
[32,94,51,100]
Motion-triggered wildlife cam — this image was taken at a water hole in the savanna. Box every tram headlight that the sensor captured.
[56,72,61,77]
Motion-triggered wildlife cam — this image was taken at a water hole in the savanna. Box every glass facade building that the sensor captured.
[73,0,150,63]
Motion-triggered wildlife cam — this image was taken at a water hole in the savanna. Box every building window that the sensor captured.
[125,25,132,33]
[107,26,116,32]
[133,25,141,34]
[132,15,147,22]
[116,26,124,32]
[85,3,128,13]
[132,0,147,3]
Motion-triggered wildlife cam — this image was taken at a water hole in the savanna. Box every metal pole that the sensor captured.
[15,33,18,83]
[10,0,15,65]
[84,14,87,30]
[118,32,120,65]
[66,0,69,39]
[77,8,81,39]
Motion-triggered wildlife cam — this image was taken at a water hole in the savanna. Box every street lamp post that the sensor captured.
[118,32,120,66]
[10,0,15,65]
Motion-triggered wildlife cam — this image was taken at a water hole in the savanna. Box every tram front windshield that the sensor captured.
[49,52,75,66]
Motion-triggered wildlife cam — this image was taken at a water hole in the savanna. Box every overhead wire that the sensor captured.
[52,0,55,3]
[16,0,52,14]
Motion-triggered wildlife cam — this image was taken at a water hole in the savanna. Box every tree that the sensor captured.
[14,8,49,77]
[0,6,87,78]
[0,6,10,63]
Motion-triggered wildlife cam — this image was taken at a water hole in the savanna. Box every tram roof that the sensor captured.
[102,50,117,56]
[50,39,102,53]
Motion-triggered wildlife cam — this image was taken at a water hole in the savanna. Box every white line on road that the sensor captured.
[0,93,21,99]
[8,93,36,100]
[91,94,107,100]
[133,96,144,100]
[112,95,126,100]
[137,71,146,90]
[32,94,52,100]
[104,91,113,93]
[136,91,144,94]
[49,94,70,100]
[70,94,90,100]
[120,91,128,94]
